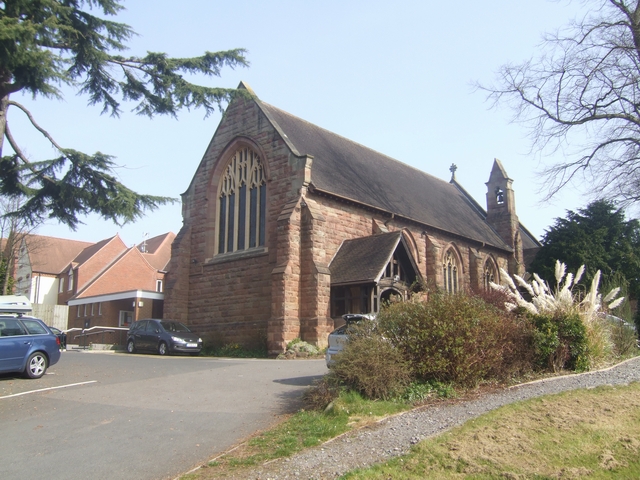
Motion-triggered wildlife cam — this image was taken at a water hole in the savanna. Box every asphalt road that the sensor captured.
[0,350,328,480]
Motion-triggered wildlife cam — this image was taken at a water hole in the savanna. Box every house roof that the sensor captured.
[249,87,539,251]
[137,232,175,271]
[73,246,161,299]
[23,235,94,275]
[71,236,118,267]
[69,232,175,299]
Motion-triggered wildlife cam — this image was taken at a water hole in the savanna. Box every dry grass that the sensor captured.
[345,382,640,479]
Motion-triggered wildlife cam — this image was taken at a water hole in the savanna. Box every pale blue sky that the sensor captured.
[11,0,592,247]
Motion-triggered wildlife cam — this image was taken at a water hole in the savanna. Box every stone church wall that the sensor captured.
[164,96,519,353]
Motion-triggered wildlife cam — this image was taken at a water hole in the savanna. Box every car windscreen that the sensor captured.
[160,321,191,332]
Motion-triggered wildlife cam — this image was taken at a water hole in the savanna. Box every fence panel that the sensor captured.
[32,304,69,329]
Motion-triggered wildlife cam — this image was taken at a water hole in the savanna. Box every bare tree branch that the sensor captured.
[480,0,640,208]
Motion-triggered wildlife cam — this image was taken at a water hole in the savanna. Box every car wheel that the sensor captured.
[24,352,48,379]
[158,341,169,356]
[127,339,136,354]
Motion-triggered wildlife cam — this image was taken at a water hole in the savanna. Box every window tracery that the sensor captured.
[443,250,459,293]
[217,147,266,254]
[483,260,497,291]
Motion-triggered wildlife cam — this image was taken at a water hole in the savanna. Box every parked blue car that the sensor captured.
[0,316,61,378]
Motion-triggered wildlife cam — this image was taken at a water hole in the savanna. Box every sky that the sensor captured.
[8,0,595,247]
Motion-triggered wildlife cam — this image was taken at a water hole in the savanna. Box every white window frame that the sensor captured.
[67,268,74,291]
[119,311,133,327]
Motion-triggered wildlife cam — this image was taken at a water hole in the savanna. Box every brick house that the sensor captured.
[163,83,540,355]
[61,232,175,338]
[14,235,93,305]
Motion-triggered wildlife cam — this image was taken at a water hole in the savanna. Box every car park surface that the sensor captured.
[0,349,327,480]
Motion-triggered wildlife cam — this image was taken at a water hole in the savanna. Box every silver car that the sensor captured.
[325,313,375,367]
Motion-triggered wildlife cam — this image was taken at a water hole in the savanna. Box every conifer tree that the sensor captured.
[0,0,248,229]
[530,200,640,300]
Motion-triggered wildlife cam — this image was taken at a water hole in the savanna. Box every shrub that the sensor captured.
[529,312,588,372]
[608,319,639,357]
[329,329,411,400]
[493,261,626,369]
[285,339,320,356]
[378,292,532,387]
[397,380,456,404]
[302,375,342,411]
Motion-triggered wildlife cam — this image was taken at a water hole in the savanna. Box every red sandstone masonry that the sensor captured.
[164,96,519,354]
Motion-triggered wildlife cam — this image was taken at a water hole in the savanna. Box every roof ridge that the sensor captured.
[260,101,453,186]
[72,246,157,299]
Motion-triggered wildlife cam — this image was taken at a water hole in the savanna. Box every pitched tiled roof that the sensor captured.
[74,246,160,299]
[24,235,94,275]
[71,236,118,266]
[330,232,403,285]
[137,232,175,271]
[256,97,536,251]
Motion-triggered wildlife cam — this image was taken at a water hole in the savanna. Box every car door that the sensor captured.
[140,321,162,351]
[0,318,31,372]
[129,320,148,350]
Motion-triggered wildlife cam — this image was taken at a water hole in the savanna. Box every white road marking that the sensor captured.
[0,380,97,399]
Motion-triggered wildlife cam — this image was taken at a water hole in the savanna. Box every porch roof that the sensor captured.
[330,232,404,286]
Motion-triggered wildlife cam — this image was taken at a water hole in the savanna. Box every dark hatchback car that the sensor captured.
[0,316,61,378]
[126,319,203,356]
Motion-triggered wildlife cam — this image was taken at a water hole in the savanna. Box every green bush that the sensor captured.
[329,329,411,400]
[529,312,589,372]
[378,292,532,386]
[397,380,456,404]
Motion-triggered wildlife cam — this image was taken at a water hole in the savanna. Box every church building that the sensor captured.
[163,83,540,355]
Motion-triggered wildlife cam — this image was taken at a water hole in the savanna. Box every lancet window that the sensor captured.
[217,147,266,254]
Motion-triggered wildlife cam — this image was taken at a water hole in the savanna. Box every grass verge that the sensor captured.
[343,382,640,479]
[181,390,412,479]
[182,379,640,479]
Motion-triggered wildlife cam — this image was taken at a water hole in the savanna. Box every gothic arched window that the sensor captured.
[443,250,459,294]
[483,260,497,291]
[217,147,266,254]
